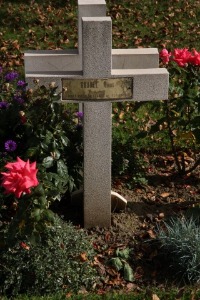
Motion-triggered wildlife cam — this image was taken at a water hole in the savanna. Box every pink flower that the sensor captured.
[189,49,200,66]
[159,49,171,64]
[171,48,191,67]
[1,157,39,198]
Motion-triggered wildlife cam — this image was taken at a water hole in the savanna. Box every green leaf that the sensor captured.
[40,142,49,151]
[61,135,69,146]
[30,231,41,245]
[57,159,68,177]
[42,156,54,168]
[39,196,47,208]
[26,147,39,157]
[43,209,55,222]
[109,257,123,271]
[34,184,45,196]
[53,149,61,160]
[116,248,130,259]
[43,130,53,145]
[68,176,75,192]
[123,263,134,282]
[33,199,39,205]
[31,208,42,221]
[52,139,58,150]
[135,131,148,139]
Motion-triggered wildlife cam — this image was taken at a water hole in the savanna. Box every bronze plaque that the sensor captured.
[62,78,133,101]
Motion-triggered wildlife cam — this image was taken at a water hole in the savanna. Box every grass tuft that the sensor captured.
[157,216,200,283]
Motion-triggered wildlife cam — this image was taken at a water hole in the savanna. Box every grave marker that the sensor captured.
[24,0,169,228]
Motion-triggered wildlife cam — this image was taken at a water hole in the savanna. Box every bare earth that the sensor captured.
[58,160,200,291]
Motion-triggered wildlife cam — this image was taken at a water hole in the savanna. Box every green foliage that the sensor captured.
[112,105,148,186]
[2,289,200,300]
[0,71,83,194]
[162,63,200,174]
[108,248,134,282]
[0,215,99,297]
[162,62,200,175]
[157,217,200,283]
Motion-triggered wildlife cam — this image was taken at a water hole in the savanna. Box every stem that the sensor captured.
[165,100,183,175]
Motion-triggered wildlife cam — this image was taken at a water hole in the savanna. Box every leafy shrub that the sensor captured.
[158,48,200,175]
[118,48,200,177]
[0,215,99,297]
[157,216,200,283]
[0,67,84,243]
[0,71,83,198]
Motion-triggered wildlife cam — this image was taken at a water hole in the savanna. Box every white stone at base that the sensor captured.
[71,189,127,213]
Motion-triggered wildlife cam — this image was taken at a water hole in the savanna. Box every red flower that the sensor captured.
[171,48,191,67]
[159,49,171,64]
[188,49,200,66]
[1,157,39,198]
[19,111,27,124]
[20,115,27,124]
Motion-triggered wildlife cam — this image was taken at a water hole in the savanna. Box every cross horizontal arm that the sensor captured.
[24,48,159,74]
[25,68,168,102]
[112,68,168,101]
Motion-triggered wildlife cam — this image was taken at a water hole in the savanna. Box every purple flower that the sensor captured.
[0,101,9,109]
[4,140,17,152]
[17,80,26,87]
[75,112,84,118]
[0,66,2,73]
[5,71,19,82]
[14,95,25,104]
[76,124,83,130]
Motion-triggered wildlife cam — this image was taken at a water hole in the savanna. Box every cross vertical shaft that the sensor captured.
[82,17,112,227]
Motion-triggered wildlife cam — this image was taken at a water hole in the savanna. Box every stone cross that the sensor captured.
[24,0,168,228]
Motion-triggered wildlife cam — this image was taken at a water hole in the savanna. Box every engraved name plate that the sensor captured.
[62,78,133,101]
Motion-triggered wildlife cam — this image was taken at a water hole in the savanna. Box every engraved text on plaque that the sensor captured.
[62,78,133,101]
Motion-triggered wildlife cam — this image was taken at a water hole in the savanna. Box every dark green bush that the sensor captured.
[0,215,99,297]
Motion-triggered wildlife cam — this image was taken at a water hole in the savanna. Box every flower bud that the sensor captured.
[49,81,56,88]
[33,79,40,84]
[19,111,25,116]
[4,83,10,91]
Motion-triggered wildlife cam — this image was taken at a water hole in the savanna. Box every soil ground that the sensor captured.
[57,156,200,292]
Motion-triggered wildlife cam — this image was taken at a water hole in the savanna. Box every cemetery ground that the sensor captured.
[1,166,200,299]
[0,0,200,299]
[56,155,200,296]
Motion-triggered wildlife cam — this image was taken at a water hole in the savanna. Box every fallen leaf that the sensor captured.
[66,292,72,298]
[106,267,118,276]
[80,252,87,262]
[152,294,160,300]
[20,242,30,250]
[147,229,156,239]
[105,231,111,242]
[158,212,165,219]
[160,192,170,198]
[126,282,136,291]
